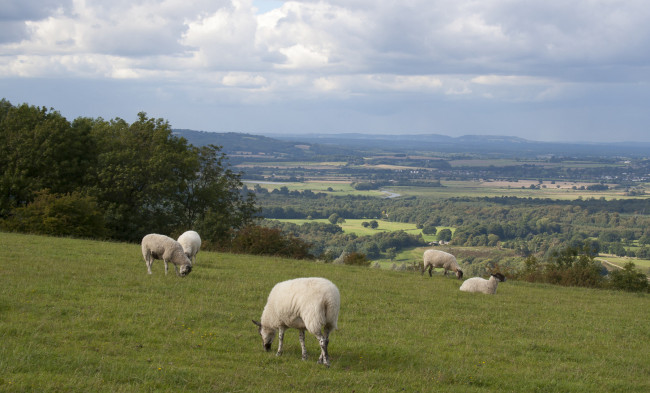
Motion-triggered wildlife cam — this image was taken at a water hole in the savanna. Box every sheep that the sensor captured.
[422,249,464,279]
[252,277,340,367]
[141,234,192,277]
[459,273,507,294]
[177,230,201,265]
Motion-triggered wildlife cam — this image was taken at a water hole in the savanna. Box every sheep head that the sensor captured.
[177,264,192,277]
[456,269,464,279]
[492,273,506,282]
[252,320,275,351]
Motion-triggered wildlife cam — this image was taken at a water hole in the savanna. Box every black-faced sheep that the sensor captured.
[422,249,464,279]
[177,230,201,265]
[459,273,506,294]
[141,234,192,277]
[252,277,340,367]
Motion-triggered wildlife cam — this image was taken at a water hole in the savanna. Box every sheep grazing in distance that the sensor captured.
[177,230,201,265]
[422,249,464,279]
[141,234,192,277]
[252,277,340,367]
[460,273,507,294]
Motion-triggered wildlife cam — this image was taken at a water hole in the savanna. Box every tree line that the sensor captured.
[0,99,257,247]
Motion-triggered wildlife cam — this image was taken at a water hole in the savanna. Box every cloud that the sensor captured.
[2,0,650,141]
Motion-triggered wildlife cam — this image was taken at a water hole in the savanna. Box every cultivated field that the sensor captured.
[243,179,643,200]
[1,232,649,392]
[270,218,451,242]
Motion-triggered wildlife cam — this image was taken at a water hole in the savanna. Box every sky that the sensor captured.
[1,0,649,142]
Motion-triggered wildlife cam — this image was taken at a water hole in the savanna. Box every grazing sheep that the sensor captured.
[177,230,201,265]
[422,249,464,279]
[141,234,192,277]
[252,277,340,367]
[459,273,506,294]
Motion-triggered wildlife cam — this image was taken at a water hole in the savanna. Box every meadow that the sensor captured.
[243,179,641,200]
[1,232,649,393]
[270,218,451,242]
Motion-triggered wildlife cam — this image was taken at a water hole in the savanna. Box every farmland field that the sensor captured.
[1,232,649,392]
[243,179,641,200]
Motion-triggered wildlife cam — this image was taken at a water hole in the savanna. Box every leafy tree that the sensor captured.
[229,225,312,259]
[181,145,258,246]
[0,102,96,216]
[369,220,379,229]
[86,113,194,240]
[328,213,340,225]
[422,224,437,235]
[608,262,649,292]
[1,189,106,238]
[387,247,397,261]
[438,228,452,242]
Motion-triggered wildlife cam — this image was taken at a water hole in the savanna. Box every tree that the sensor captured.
[87,113,193,240]
[387,247,397,261]
[0,102,97,216]
[422,224,437,235]
[1,189,106,238]
[438,228,452,242]
[369,220,379,229]
[608,262,648,292]
[181,145,258,246]
[328,213,340,225]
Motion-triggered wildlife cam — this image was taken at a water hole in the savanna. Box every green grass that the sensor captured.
[1,232,649,392]
[270,218,452,242]
[245,179,643,201]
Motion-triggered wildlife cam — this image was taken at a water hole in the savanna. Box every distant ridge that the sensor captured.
[173,129,650,158]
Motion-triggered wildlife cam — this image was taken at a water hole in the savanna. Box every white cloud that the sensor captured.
[2,0,650,141]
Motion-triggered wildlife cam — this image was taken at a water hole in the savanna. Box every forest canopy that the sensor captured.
[0,99,257,245]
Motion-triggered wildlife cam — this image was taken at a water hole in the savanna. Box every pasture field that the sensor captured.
[243,180,386,197]
[245,179,639,200]
[597,256,650,275]
[1,232,649,392]
[388,181,632,200]
[270,218,453,242]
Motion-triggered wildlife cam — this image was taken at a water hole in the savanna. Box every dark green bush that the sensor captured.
[1,190,106,238]
[342,252,370,266]
[229,225,313,260]
[608,262,649,292]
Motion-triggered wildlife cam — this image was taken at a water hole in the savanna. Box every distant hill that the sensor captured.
[173,129,650,158]
[172,129,358,158]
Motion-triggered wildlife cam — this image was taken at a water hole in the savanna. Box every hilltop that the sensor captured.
[1,232,648,392]
[173,129,650,158]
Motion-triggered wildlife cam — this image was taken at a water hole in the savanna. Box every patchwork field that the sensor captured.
[1,232,649,392]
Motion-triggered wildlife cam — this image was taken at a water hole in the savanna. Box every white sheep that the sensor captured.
[177,230,201,265]
[141,234,192,277]
[459,273,506,294]
[422,249,464,279]
[252,277,340,367]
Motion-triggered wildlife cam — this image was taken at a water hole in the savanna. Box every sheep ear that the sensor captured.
[252,320,261,327]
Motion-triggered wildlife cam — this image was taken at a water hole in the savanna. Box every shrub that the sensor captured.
[421,225,437,235]
[514,246,606,289]
[229,225,313,260]
[342,252,370,266]
[608,262,649,292]
[1,190,106,238]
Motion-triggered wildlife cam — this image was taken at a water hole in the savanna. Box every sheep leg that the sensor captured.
[145,254,153,274]
[299,329,307,360]
[316,330,331,367]
[276,327,285,356]
[164,259,169,275]
[428,265,433,277]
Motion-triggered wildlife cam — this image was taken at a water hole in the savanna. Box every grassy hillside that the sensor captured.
[1,232,649,392]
